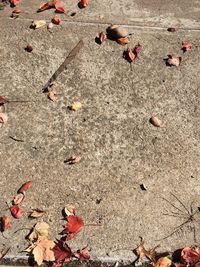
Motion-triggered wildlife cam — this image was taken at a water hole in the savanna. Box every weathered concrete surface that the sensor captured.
[1,0,200,265]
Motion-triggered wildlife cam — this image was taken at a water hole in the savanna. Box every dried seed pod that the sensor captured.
[106,25,129,39]
[149,116,162,127]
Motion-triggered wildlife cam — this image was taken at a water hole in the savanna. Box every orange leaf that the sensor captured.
[63,215,84,240]
[116,37,130,45]
[10,205,24,219]
[18,181,32,193]
[1,215,11,231]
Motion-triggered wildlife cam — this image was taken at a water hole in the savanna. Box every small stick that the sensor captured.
[43,40,84,91]
[9,136,24,142]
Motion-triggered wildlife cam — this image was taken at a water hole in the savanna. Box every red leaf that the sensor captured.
[53,241,72,267]
[181,247,200,266]
[18,181,32,193]
[10,0,20,6]
[10,205,24,219]
[74,247,90,260]
[79,0,89,8]
[38,2,55,12]
[63,215,84,240]
[133,43,142,55]
[55,6,65,13]
[124,48,136,63]
[1,215,11,231]
[52,17,61,25]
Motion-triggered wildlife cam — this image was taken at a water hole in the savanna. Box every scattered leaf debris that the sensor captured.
[30,20,46,29]
[52,16,61,25]
[18,181,32,193]
[166,55,181,67]
[182,41,192,52]
[64,204,76,216]
[1,215,11,232]
[79,0,89,8]
[10,204,25,219]
[13,193,25,205]
[64,155,81,164]
[99,32,107,44]
[53,241,72,267]
[38,0,65,13]
[62,215,84,240]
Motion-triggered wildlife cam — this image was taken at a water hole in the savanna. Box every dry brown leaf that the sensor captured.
[32,238,55,266]
[70,101,82,111]
[28,222,50,242]
[13,193,25,205]
[64,204,76,216]
[116,37,130,45]
[0,113,8,124]
[65,155,81,164]
[155,257,172,267]
[29,209,46,218]
[1,216,11,231]
[135,237,159,264]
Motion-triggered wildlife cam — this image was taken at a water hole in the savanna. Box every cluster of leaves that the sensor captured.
[134,238,200,267]
[25,204,89,266]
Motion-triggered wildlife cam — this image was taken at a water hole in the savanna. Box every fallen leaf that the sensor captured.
[0,96,6,105]
[133,43,142,54]
[29,209,46,218]
[70,101,82,111]
[11,7,21,17]
[28,222,50,242]
[155,257,171,267]
[99,32,107,44]
[166,55,181,67]
[63,215,84,240]
[181,247,200,266]
[32,238,55,266]
[10,0,19,6]
[10,205,24,219]
[1,215,11,232]
[65,155,81,164]
[13,192,25,205]
[53,241,72,267]
[64,204,76,216]
[149,116,162,127]
[0,247,10,260]
[55,6,65,13]
[31,20,46,29]
[116,37,130,45]
[18,181,32,193]
[182,41,192,52]
[135,237,159,264]
[124,48,136,63]
[38,2,55,12]
[167,27,176,32]
[106,25,128,39]
[74,247,90,260]
[48,89,57,102]
[52,16,61,25]
[79,0,89,8]
[0,113,8,124]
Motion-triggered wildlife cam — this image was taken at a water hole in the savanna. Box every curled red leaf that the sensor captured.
[10,0,20,6]
[10,205,24,219]
[38,2,55,12]
[55,6,65,13]
[63,215,84,240]
[18,181,32,193]
[52,17,61,25]
[123,48,136,63]
[74,247,90,260]
[182,41,192,52]
[181,247,200,266]
[1,215,11,232]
